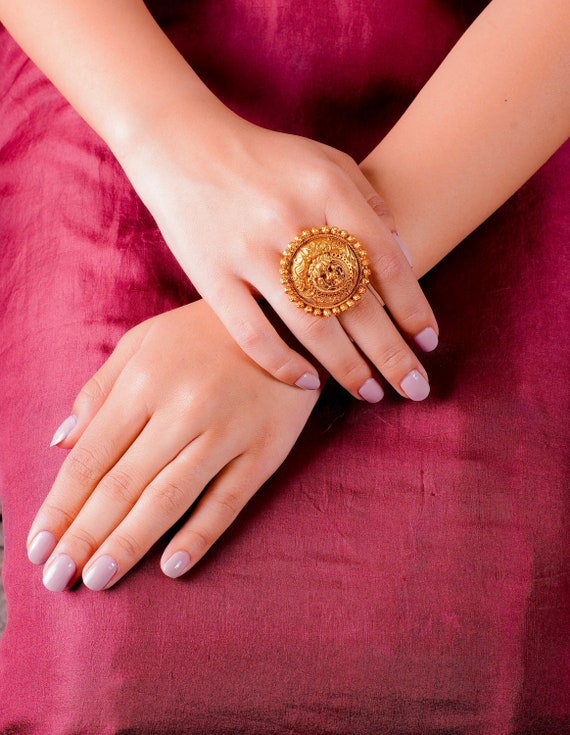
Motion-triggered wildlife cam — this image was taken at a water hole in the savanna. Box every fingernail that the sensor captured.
[28,531,57,565]
[400,370,430,401]
[392,233,413,268]
[50,415,77,447]
[414,327,438,352]
[83,555,119,591]
[43,554,76,593]
[358,378,384,403]
[295,372,321,390]
[162,551,192,579]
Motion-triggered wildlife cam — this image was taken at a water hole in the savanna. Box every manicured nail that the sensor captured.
[43,554,76,593]
[358,378,384,403]
[414,327,438,352]
[295,372,321,390]
[83,555,119,591]
[400,370,430,401]
[162,551,192,579]
[392,233,413,268]
[50,415,77,447]
[28,531,57,565]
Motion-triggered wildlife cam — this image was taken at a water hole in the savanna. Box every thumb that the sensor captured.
[49,324,144,449]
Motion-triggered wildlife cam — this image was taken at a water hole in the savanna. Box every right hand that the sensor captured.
[120,109,438,403]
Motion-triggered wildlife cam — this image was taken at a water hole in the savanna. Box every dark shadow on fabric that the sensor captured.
[435,0,491,24]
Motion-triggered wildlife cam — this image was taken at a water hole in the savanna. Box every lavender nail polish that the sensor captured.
[50,415,77,447]
[358,378,384,403]
[400,370,430,401]
[28,531,57,565]
[392,233,414,268]
[295,372,321,390]
[162,551,192,579]
[83,555,119,591]
[43,554,76,593]
[414,327,439,352]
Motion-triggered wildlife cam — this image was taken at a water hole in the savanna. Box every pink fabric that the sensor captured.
[0,1,568,732]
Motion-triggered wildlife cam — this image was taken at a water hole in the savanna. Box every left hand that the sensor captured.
[27,301,320,591]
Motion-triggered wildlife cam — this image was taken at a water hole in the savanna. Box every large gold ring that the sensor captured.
[280,226,371,316]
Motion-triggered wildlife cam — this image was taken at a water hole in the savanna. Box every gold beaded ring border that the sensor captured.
[280,226,371,317]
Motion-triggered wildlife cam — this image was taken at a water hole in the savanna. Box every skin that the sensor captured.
[35,303,322,591]
[9,0,569,589]
[0,0,437,401]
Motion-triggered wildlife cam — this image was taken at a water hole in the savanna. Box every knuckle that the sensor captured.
[368,194,392,220]
[123,364,152,395]
[310,164,341,197]
[212,489,243,520]
[335,360,369,389]
[186,527,212,553]
[154,481,189,516]
[399,303,433,330]
[112,531,142,559]
[42,502,76,530]
[77,375,106,408]
[373,252,405,283]
[336,150,358,168]
[377,343,413,376]
[64,445,106,487]
[296,314,329,344]
[66,526,99,557]
[231,316,264,353]
[271,352,303,383]
[258,198,295,231]
[98,468,138,506]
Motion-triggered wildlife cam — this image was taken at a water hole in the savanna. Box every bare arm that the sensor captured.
[0,0,439,402]
[0,0,224,156]
[361,0,570,277]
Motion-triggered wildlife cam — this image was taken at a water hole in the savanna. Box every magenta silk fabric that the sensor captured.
[0,1,569,733]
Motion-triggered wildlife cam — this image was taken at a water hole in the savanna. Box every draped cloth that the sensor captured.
[0,2,568,732]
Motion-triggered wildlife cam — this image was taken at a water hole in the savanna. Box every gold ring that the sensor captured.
[280,226,371,316]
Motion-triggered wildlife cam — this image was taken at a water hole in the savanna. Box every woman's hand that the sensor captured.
[26,301,320,592]
[121,113,438,403]
[0,0,437,402]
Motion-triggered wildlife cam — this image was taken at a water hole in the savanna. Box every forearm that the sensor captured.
[361,0,570,278]
[0,0,230,159]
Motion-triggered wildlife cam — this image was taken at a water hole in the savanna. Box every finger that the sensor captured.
[49,323,145,449]
[160,452,264,578]
[260,281,383,402]
[328,148,399,235]
[39,404,205,591]
[27,376,150,567]
[354,178,415,269]
[340,289,431,401]
[80,433,235,591]
[328,191,439,353]
[213,280,322,390]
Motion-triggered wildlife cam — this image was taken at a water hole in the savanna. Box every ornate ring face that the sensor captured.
[280,226,371,316]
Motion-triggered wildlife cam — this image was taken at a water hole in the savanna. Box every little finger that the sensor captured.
[160,452,264,578]
[326,194,439,351]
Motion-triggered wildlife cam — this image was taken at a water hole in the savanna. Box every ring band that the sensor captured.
[280,226,371,316]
